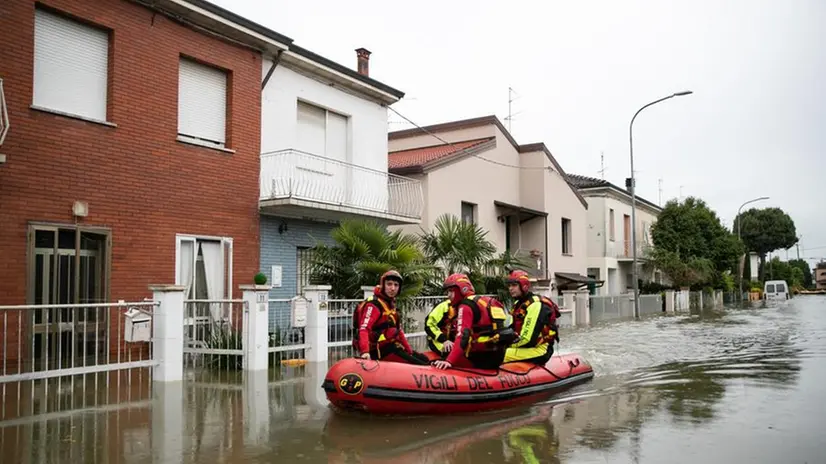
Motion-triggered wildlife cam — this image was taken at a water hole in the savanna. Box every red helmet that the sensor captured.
[507,270,531,294]
[443,273,475,304]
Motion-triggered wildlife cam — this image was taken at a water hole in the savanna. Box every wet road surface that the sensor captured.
[1,296,825,463]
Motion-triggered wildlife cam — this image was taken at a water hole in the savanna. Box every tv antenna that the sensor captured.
[504,87,522,134]
[658,178,663,205]
[598,152,607,179]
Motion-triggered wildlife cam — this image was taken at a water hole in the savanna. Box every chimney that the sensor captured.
[355,48,371,77]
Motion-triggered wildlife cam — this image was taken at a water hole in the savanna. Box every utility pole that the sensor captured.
[679,185,684,200]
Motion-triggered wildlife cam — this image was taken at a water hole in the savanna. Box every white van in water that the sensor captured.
[763,280,790,301]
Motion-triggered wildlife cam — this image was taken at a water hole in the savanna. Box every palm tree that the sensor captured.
[418,214,531,301]
[306,219,433,300]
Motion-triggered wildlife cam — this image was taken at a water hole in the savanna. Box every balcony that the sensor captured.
[259,149,423,224]
[616,241,653,261]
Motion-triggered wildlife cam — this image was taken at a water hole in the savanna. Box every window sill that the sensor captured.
[176,136,236,154]
[562,253,573,257]
[30,105,117,128]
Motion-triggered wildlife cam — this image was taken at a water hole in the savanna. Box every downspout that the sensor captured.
[261,50,284,90]
[544,215,549,281]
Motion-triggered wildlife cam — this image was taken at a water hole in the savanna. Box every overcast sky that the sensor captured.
[213,0,825,263]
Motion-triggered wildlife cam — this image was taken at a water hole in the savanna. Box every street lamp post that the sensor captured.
[736,196,770,302]
[630,90,693,319]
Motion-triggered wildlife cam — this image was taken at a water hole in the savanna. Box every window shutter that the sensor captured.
[325,110,348,162]
[33,9,109,121]
[178,58,227,146]
[296,100,326,155]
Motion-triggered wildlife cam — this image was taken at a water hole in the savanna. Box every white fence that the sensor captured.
[0,301,158,385]
[0,285,733,395]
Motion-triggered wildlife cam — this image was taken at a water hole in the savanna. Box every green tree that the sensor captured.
[418,214,531,301]
[762,257,804,289]
[733,207,798,280]
[649,197,744,288]
[788,259,813,288]
[306,219,434,300]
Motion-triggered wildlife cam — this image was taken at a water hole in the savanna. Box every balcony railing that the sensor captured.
[616,241,652,259]
[260,149,423,220]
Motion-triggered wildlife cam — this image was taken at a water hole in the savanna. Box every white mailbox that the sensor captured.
[124,307,152,343]
[291,296,308,328]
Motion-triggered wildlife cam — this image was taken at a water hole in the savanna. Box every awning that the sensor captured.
[493,200,547,224]
[554,272,604,290]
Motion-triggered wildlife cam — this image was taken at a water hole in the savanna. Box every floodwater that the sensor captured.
[2,296,825,463]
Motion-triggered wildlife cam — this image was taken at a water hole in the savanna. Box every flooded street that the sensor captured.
[2,296,825,463]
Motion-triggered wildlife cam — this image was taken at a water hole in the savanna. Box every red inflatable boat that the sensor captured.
[322,351,594,415]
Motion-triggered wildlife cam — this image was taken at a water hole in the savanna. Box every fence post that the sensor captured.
[361,286,375,299]
[149,285,185,383]
[303,285,331,363]
[241,285,271,371]
[562,290,577,326]
[698,292,704,310]
[664,290,676,313]
[575,289,591,326]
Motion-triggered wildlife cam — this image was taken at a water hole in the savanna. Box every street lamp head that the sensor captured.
[673,90,693,97]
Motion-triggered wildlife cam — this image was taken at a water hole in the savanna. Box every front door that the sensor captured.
[29,225,110,371]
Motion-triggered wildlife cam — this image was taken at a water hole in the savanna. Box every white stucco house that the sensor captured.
[257,43,423,328]
[567,174,663,295]
[387,115,595,293]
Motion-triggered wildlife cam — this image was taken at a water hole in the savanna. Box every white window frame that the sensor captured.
[296,99,350,161]
[175,234,233,300]
[177,57,228,149]
[32,8,110,123]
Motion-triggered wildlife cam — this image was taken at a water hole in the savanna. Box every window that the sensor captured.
[296,246,315,294]
[176,235,233,301]
[33,8,110,121]
[177,57,228,148]
[27,224,111,370]
[296,100,348,161]
[561,218,572,255]
[609,209,615,241]
[461,201,476,225]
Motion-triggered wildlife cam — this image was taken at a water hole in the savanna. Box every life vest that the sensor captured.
[510,295,561,345]
[351,295,399,348]
[458,295,517,353]
[425,300,458,343]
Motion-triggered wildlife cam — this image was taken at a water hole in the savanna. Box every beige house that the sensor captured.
[567,174,663,295]
[387,115,592,292]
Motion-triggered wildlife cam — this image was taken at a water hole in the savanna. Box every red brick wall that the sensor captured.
[0,0,261,364]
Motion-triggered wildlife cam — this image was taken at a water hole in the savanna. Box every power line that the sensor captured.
[386,106,552,171]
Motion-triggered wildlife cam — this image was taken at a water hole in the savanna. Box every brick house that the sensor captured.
[0,0,288,370]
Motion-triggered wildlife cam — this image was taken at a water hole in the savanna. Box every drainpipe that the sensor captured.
[261,50,284,90]
[544,215,549,281]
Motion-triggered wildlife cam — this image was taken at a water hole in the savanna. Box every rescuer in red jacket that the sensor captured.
[432,273,514,370]
[352,270,427,364]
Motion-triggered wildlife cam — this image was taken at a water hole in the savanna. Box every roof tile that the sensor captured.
[388,138,493,170]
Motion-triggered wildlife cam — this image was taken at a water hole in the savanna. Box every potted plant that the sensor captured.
[254,272,268,286]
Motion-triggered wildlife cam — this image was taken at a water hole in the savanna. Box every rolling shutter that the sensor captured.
[33,9,109,121]
[178,58,227,146]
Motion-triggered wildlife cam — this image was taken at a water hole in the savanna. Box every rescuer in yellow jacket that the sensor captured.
[424,299,457,356]
[504,270,561,364]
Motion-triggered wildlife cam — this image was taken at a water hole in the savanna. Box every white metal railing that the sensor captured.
[268,298,308,359]
[183,299,246,371]
[615,241,653,259]
[0,78,8,146]
[259,149,424,220]
[0,301,158,384]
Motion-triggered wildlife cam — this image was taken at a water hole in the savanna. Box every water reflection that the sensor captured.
[0,297,823,463]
